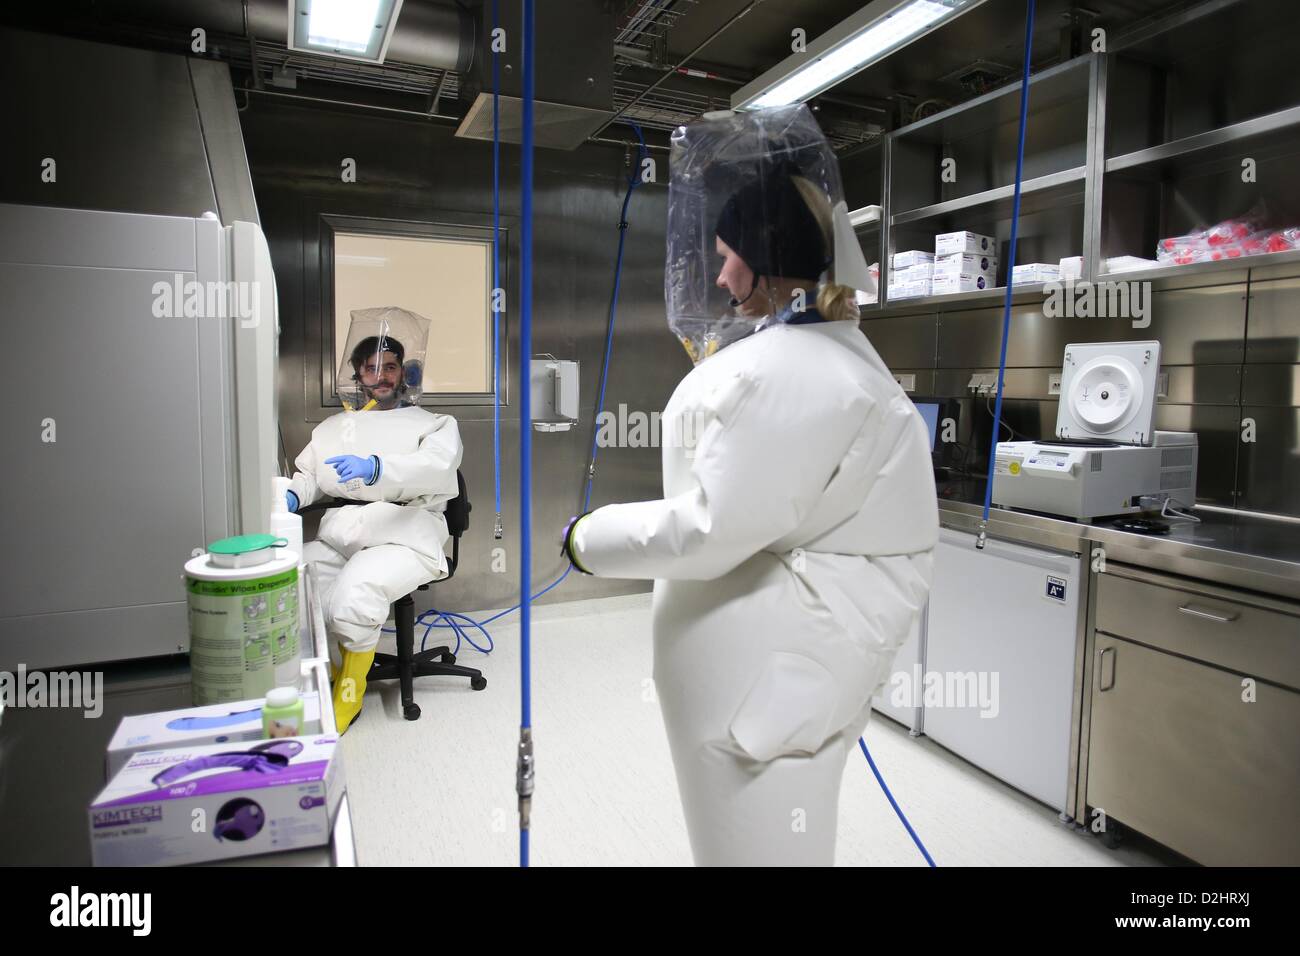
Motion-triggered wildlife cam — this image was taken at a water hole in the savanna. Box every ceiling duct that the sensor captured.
[454,0,616,150]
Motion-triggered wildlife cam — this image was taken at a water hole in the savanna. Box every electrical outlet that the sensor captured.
[1048,373,1062,396]
[1157,371,1169,398]
[895,373,917,392]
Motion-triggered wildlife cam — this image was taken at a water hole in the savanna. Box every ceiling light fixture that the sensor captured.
[732,0,989,110]
[288,0,405,65]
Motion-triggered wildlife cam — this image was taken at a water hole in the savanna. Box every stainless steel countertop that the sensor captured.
[935,477,1300,602]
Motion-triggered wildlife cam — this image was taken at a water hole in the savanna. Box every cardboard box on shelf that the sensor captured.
[105,694,325,777]
[891,263,935,283]
[931,273,993,295]
[887,279,932,300]
[1058,256,1084,280]
[1011,263,1062,285]
[891,250,935,269]
[934,252,998,279]
[935,231,996,256]
[90,735,343,866]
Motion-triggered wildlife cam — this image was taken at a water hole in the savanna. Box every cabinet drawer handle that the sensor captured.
[1178,603,1239,624]
[1098,646,1116,692]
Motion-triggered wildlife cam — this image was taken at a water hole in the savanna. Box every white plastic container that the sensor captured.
[269,477,303,560]
[269,476,308,656]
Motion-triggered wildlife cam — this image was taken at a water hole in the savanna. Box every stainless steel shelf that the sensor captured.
[1097,247,1300,285]
[891,166,1087,226]
[889,56,1093,145]
[1105,104,1300,175]
[873,285,1052,318]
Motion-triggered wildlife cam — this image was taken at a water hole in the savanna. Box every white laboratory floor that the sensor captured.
[341,592,1176,867]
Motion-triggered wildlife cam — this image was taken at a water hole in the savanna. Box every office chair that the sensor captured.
[297,469,486,721]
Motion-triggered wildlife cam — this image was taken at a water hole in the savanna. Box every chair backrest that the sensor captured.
[446,469,471,538]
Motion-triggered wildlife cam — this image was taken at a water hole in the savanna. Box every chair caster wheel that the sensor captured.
[441,652,456,664]
[403,703,421,721]
[471,676,487,691]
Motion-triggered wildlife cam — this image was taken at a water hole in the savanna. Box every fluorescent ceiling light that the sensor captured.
[733,0,987,109]
[288,0,405,64]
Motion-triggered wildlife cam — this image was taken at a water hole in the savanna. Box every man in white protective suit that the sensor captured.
[285,307,463,733]
[560,106,939,865]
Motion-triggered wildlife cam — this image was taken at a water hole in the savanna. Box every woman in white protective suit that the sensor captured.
[560,107,939,866]
[285,307,463,733]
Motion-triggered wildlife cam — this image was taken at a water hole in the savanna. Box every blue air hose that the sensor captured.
[859,737,936,867]
[584,123,649,513]
[980,0,1038,533]
[491,0,503,532]
[518,0,536,869]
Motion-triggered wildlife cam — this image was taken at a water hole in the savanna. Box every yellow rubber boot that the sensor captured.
[332,648,375,734]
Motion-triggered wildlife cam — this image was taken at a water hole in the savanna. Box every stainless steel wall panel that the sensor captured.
[883,368,936,396]
[1237,406,1300,516]
[932,368,1058,402]
[1246,277,1300,365]
[1241,365,1300,407]
[1154,403,1240,507]
[1151,284,1247,364]
[244,100,670,607]
[861,314,936,369]
[1164,364,1240,406]
[0,28,220,219]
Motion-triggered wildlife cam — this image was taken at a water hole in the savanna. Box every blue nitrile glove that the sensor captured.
[286,490,299,513]
[326,455,380,485]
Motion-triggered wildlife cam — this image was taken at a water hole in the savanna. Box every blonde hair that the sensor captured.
[791,176,861,323]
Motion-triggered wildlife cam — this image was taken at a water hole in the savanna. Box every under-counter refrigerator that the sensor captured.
[922,527,1082,812]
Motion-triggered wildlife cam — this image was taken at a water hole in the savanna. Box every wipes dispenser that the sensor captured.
[186,534,301,705]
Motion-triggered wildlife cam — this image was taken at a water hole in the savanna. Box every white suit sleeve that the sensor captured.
[372,415,463,503]
[571,366,871,581]
[288,439,322,509]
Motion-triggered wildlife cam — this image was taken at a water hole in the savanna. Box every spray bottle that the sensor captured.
[270,476,308,659]
[270,477,302,557]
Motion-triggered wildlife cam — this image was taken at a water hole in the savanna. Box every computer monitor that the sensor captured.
[908,396,961,471]
[913,401,941,450]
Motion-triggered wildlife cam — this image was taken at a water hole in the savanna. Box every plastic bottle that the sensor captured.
[263,686,305,738]
[270,475,308,656]
[270,476,303,559]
